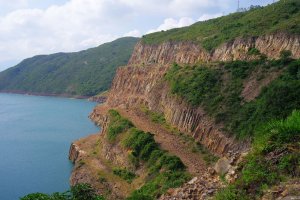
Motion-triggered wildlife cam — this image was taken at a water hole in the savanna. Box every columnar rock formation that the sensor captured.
[96,33,300,156]
[129,33,300,66]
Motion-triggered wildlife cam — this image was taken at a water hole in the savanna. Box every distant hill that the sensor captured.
[142,0,300,51]
[0,37,139,97]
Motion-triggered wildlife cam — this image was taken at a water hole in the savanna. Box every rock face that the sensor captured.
[104,33,300,157]
[69,143,83,163]
[214,157,231,175]
[106,64,247,156]
[159,171,224,200]
[129,33,300,66]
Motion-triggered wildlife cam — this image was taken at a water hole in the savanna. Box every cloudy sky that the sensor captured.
[0,0,275,71]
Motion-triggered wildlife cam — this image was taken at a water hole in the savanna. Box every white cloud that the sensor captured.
[123,29,142,37]
[198,13,223,21]
[147,17,195,34]
[0,0,264,70]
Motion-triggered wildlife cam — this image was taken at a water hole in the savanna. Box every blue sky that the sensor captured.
[0,0,275,71]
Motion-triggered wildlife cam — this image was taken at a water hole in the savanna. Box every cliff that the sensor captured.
[104,32,300,156]
[69,112,138,200]
[68,1,300,198]
[129,33,300,66]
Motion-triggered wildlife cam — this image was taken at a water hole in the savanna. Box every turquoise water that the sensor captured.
[0,93,100,200]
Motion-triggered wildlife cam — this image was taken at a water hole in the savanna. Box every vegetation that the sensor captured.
[104,110,190,200]
[215,111,300,199]
[192,142,219,165]
[113,168,136,183]
[142,0,300,51]
[123,128,190,199]
[165,55,300,138]
[21,183,105,200]
[107,109,133,141]
[0,37,138,96]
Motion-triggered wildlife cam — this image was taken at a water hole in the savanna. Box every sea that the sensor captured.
[0,93,100,200]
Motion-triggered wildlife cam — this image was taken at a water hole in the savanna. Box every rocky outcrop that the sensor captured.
[88,96,107,103]
[129,33,300,66]
[69,143,84,163]
[159,170,223,200]
[261,179,300,200]
[106,64,248,156]
[105,32,300,157]
[241,67,282,102]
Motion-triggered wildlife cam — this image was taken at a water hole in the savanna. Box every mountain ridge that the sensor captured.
[0,37,139,97]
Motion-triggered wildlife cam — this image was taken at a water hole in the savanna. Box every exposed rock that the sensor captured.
[261,179,300,200]
[88,96,107,103]
[69,143,82,163]
[214,157,231,175]
[71,32,300,200]
[159,169,224,200]
[242,67,282,102]
[106,64,249,156]
[69,126,133,199]
[129,33,300,66]
[104,33,300,157]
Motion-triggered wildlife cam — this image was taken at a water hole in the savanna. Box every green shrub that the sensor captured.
[165,63,221,107]
[113,168,136,183]
[166,59,300,138]
[21,183,105,200]
[122,128,189,199]
[216,111,300,199]
[214,186,249,200]
[107,110,133,141]
[247,48,261,55]
[280,50,292,62]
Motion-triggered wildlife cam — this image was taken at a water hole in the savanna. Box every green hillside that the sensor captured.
[0,37,139,97]
[142,0,300,51]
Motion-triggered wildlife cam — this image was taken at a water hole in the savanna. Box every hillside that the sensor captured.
[22,1,300,200]
[74,1,300,199]
[142,0,300,51]
[0,37,139,97]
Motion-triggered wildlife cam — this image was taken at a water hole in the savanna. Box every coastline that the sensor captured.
[0,90,89,99]
[0,90,106,103]
[0,90,107,103]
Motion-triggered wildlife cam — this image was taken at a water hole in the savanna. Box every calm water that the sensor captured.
[0,93,100,200]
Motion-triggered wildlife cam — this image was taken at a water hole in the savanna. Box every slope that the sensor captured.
[142,0,300,51]
[0,37,139,97]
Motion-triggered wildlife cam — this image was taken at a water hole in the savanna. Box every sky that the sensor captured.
[0,0,276,71]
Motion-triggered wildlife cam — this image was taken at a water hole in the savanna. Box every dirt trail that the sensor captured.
[96,105,207,176]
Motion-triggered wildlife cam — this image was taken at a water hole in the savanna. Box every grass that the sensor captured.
[142,0,300,51]
[165,56,300,138]
[113,168,137,183]
[105,110,191,200]
[107,110,133,141]
[21,183,105,200]
[122,127,190,199]
[192,142,219,165]
[140,105,219,165]
[214,111,300,199]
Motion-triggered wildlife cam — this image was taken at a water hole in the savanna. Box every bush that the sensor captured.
[21,183,105,200]
[216,111,300,199]
[165,63,221,107]
[214,186,249,200]
[107,110,133,141]
[113,168,136,183]
[247,48,261,56]
[280,50,292,62]
[122,127,189,199]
